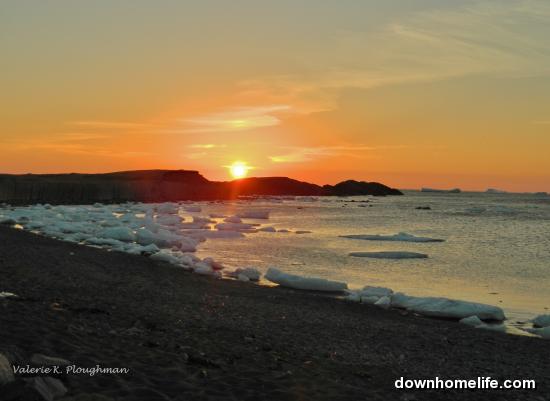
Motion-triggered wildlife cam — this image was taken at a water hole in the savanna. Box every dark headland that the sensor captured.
[0,226,548,400]
[0,170,402,205]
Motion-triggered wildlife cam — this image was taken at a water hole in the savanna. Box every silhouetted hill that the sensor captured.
[324,180,403,196]
[0,170,402,205]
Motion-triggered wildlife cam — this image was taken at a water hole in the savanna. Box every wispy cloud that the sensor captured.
[69,120,156,129]
[269,145,382,163]
[181,105,292,133]
[242,1,550,113]
[3,138,152,158]
[188,143,227,149]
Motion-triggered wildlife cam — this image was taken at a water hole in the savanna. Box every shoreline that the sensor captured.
[0,225,549,400]
[1,200,547,336]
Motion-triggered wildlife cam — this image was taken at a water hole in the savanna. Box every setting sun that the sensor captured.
[229,161,250,179]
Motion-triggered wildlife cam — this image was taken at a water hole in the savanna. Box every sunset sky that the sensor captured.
[2,1,550,191]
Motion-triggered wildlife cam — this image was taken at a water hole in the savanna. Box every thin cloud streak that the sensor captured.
[182,105,292,133]
[269,145,399,163]
[241,1,550,114]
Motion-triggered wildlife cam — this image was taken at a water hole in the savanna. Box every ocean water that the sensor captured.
[196,191,550,326]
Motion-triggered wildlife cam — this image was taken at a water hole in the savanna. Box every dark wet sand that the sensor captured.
[0,225,548,401]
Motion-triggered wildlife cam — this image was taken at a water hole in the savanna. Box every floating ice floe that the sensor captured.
[224,215,242,223]
[340,232,444,243]
[237,210,270,219]
[391,293,505,321]
[349,251,428,259]
[258,226,276,232]
[209,213,227,219]
[265,268,347,292]
[0,292,17,298]
[532,314,550,328]
[295,230,312,234]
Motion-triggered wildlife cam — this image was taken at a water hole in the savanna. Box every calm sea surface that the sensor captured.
[196,191,550,326]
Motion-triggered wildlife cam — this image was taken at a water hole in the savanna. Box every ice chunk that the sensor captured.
[295,230,312,234]
[277,229,290,233]
[150,250,185,266]
[224,215,242,223]
[341,232,444,243]
[156,202,178,214]
[184,205,202,213]
[524,326,550,339]
[193,262,222,278]
[360,286,393,297]
[202,257,224,270]
[375,296,391,309]
[391,293,505,320]
[532,314,550,328]
[265,268,347,292]
[156,215,184,227]
[135,228,156,245]
[192,216,214,224]
[209,213,227,218]
[237,210,270,219]
[344,291,361,302]
[259,226,276,232]
[349,251,428,259]
[361,295,380,304]
[99,227,135,242]
[237,274,250,282]
[459,315,484,327]
[226,267,261,281]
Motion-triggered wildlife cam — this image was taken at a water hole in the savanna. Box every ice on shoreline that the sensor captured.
[391,293,505,321]
[341,232,444,243]
[349,251,428,259]
[345,287,505,321]
[226,267,262,281]
[523,326,550,339]
[0,202,264,280]
[265,268,348,292]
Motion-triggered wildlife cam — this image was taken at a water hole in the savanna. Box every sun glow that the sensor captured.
[229,161,250,179]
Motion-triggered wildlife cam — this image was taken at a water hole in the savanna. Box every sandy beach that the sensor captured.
[0,225,548,401]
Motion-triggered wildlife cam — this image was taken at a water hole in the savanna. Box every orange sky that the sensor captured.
[2,1,550,192]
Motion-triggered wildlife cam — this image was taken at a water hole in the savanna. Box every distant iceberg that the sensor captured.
[341,232,444,243]
[421,188,461,193]
[349,251,428,259]
[486,188,507,194]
